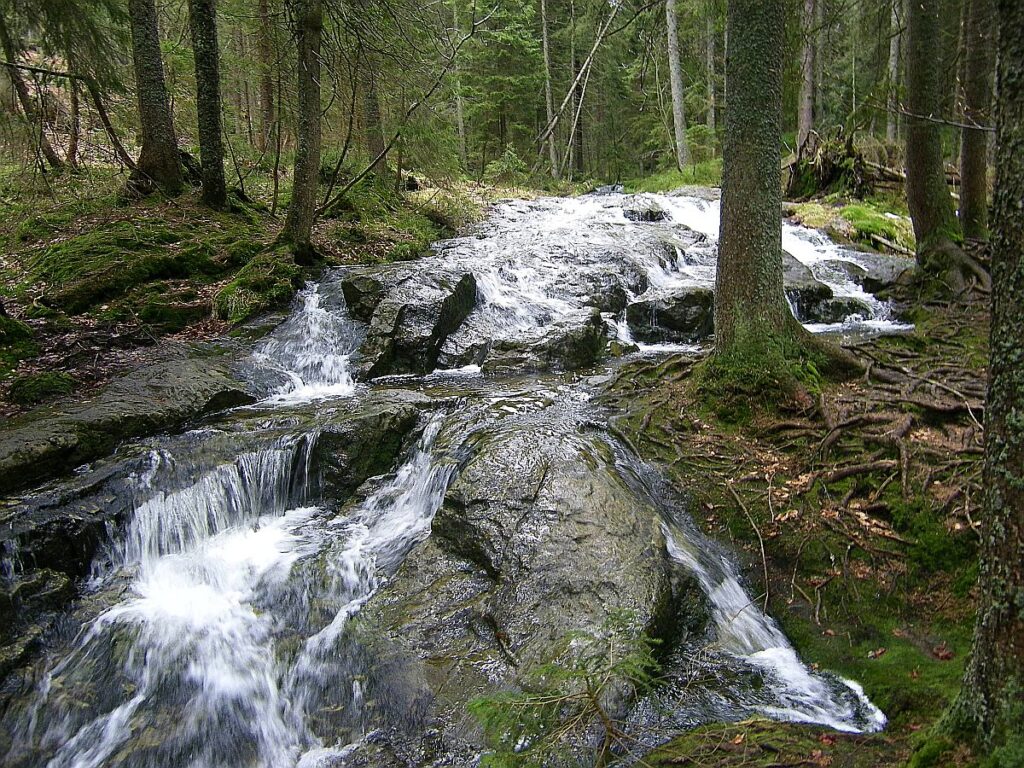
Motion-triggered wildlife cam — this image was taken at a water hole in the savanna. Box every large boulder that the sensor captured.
[622,195,668,222]
[828,250,914,294]
[482,308,610,374]
[340,270,387,323]
[0,350,255,496]
[353,271,477,379]
[348,426,709,762]
[625,287,714,343]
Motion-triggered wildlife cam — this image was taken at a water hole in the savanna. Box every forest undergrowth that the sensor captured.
[602,296,989,767]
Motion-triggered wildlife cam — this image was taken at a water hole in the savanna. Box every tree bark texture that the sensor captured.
[905,0,963,270]
[946,0,1024,754]
[188,0,228,207]
[0,15,63,170]
[958,0,995,240]
[362,61,386,168]
[796,0,815,154]
[666,0,691,170]
[128,0,184,194]
[279,0,322,255]
[714,0,793,359]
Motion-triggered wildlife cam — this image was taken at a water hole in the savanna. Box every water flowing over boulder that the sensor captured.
[351,426,709,761]
[351,269,477,379]
[626,287,715,343]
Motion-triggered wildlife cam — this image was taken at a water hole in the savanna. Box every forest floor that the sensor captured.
[0,167,537,418]
[603,297,987,767]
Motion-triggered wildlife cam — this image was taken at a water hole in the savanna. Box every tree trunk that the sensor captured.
[363,61,386,169]
[886,0,901,144]
[943,1,1024,756]
[715,0,792,360]
[705,3,715,135]
[453,0,468,170]
[958,0,994,241]
[0,15,63,171]
[905,0,979,289]
[796,0,815,154]
[188,0,227,207]
[127,0,184,194]
[66,78,80,168]
[257,0,275,153]
[666,0,691,170]
[278,0,322,257]
[541,0,560,179]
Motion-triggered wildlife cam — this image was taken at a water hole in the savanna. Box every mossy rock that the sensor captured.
[0,315,32,344]
[8,372,75,405]
[213,248,301,324]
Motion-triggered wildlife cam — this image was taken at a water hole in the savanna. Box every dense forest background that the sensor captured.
[0,0,975,191]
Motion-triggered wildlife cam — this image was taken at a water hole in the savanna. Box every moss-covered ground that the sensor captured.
[0,166,492,416]
[788,195,916,255]
[600,299,989,767]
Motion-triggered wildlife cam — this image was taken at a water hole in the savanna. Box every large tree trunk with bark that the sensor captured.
[905,0,986,291]
[0,16,63,171]
[278,0,322,257]
[666,0,691,171]
[715,0,792,361]
[943,1,1024,756]
[958,0,994,241]
[128,0,184,194]
[796,0,815,154]
[541,0,560,179]
[188,0,227,207]
[453,0,468,170]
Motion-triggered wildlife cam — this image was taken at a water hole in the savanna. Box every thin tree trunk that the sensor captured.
[257,0,275,153]
[66,78,80,168]
[541,0,560,179]
[568,0,578,179]
[958,0,994,240]
[0,15,63,170]
[705,3,715,135]
[943,0,1024,755]
[83,79,137,170]
[886,0,901,143]
[188,0,227,207]
[796,0,815,154]
[666,0,690,170]
[127,0,183,194]
[363,61,386,169]
[278,0,322,257]
[453,0,467,170]
[905,0,981,289]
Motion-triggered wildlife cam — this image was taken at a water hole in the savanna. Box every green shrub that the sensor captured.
[484,144,529,186]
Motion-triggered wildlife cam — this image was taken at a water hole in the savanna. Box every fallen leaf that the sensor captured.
[818,733,836,746]
[732,733,745,745]
[868,647,887,659]
[933,643,954,661]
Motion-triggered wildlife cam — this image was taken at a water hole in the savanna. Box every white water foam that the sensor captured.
[664,526,887,733]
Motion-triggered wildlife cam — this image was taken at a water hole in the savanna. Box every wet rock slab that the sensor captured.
[351,425,708,761]
[0,349,255,497]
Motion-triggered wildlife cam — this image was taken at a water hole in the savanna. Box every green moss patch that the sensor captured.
[791,198,915,253]
[624,159,723,192]
[213,247,301,324]
[7,371,75,406]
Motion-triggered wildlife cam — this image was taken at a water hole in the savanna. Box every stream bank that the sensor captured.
[0,187,937,767]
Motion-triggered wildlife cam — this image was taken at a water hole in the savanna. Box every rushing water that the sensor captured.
[2,191,902,767]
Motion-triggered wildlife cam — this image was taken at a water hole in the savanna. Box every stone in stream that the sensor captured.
[481,308,610,374]
[347,426,709,763]
[622,195,669,222]
[827,249,915,295]
[781,251,835,321]
[0,349,255,497]
[626,287,715,343]
[351,269,477,379]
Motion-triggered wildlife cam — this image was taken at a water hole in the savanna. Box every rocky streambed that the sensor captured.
[0,189,903,767]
